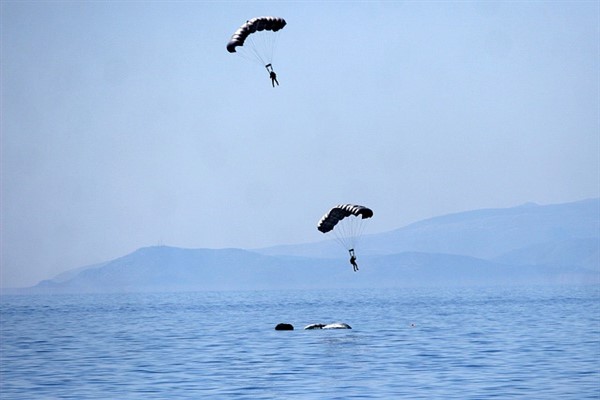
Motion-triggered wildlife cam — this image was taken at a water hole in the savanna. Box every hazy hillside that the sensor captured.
[258,198,599,259]
[7,198,598,294]
[27,247,355,293]
[17,247,596,294]
[494,238,599,271]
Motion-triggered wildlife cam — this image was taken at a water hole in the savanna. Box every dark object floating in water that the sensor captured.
[275,323,294,331]
[304,323,327,330]
[304,322,352,330]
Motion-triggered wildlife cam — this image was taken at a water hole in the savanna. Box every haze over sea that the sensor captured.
[1,285,598,399]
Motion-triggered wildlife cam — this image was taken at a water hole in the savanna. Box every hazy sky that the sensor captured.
[2,1,598,288]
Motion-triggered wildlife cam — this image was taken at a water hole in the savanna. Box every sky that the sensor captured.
[1,1,598,288]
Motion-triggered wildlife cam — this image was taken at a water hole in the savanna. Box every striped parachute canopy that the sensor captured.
[317,204,373,251]
[226,17,287,66]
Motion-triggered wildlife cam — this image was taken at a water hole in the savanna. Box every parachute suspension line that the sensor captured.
[234,30,280,70]
[268,30,281,67]
[247,33,268,65]
[352,216,368,250]
[260,30,274,65]
[317,204,372,258]
[332,222,350,250]
[335,236,350,252]
[227,16,286,73]
[235,47,263,66]
[353,216,367,250]
[332,230,351,252]
[330,215,366,252]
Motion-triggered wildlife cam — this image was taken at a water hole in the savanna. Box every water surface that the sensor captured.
[1,286,598,399]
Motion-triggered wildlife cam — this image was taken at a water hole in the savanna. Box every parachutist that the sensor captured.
[270,71,279,87]
[227,17,287,84]
[317,204,373,273]
[350,255,358,272]
[349,249,359,272]
[266,64,279,87]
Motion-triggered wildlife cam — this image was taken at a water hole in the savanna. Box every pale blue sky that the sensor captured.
[2,1,598,287]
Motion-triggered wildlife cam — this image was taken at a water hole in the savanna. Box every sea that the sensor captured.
[1,285,599,399]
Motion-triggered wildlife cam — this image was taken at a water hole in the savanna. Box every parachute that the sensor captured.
[317,204,373,252]
[226,17,287,67]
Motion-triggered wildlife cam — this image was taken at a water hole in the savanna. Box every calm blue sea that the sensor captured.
[1,285,599,399]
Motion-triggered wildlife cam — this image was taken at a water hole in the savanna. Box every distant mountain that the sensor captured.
[15,247,596,294]
[363,252,596,287]
[49,260,111,283]
[494,238,599,271]
[7,199,599,294]
[29,247,337,293]
[257,198,599,260]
